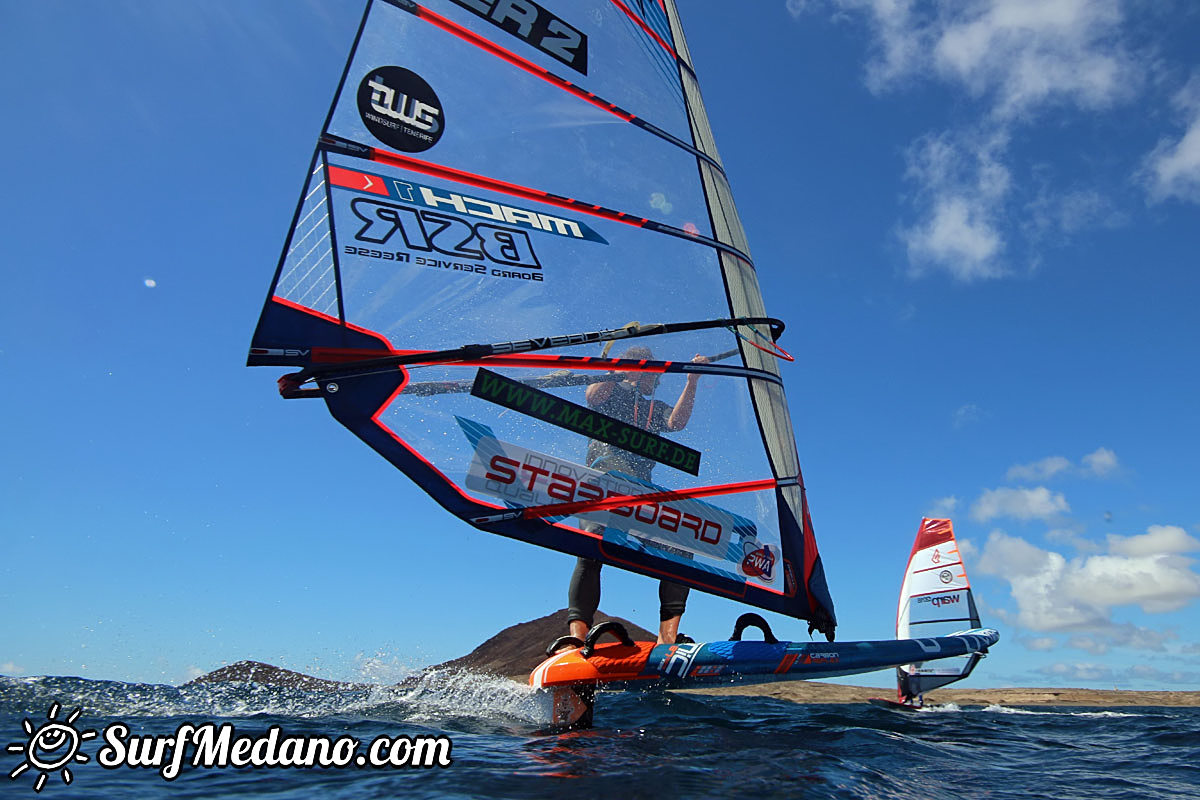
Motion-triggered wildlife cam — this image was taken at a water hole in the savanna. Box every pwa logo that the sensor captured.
[350,198,540,269]
[358,67,444,153]
[742,544,775,580]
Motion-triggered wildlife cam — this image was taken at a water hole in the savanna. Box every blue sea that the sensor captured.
[2,671,1197,799]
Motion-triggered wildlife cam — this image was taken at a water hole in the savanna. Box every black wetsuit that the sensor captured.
[567,379,690,629]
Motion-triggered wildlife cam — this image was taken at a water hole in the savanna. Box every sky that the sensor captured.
[2,0,1198,692]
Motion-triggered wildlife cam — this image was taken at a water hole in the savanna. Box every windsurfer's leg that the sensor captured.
[657,581,690,644]
[567,557,602,642]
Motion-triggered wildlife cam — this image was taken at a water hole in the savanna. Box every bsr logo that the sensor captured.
[351,198,540,269]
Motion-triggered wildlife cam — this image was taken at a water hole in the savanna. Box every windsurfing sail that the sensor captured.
[248,0,835,637]
[894,518,985,704]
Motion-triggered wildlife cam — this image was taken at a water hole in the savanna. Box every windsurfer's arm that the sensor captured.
[585,374,619,407]
[665,354,709,431]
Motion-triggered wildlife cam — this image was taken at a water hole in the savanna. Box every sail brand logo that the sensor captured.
[800,651,839,664]
[939,569,954,584]
[350,198,541,269]
[742,544,775,580]
[327,167,606,244]
[357,67,444,152]
[917,593,961,608]
[483,454,722,544]
[393,181,603,243]
[6,704,452,792]
[449,0,588,75]
[249,348,311,359]
[459,421,755,563]
[491,329,624,354]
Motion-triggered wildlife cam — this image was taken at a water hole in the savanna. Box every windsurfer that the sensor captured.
[563,346,710,648]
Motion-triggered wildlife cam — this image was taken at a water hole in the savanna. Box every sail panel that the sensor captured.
[896,518,984,697]
[249,0,836,634]
[323,0,714,234]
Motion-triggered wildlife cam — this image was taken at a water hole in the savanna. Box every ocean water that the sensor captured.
[2,671,1197,799]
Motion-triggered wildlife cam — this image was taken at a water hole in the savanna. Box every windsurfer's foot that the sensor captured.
[547,619,592,653]
[674,633,694,644]
[657,615,683,645]
[546,635,585,656]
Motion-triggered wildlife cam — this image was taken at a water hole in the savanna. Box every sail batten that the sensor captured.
[249,0,837,636]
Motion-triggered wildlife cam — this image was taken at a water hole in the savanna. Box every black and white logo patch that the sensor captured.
[357,67,444,153]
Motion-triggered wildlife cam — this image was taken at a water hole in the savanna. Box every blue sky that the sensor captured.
[2,0,1198,692]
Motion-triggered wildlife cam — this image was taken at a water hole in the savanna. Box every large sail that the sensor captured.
[895,518,983,701]
[248,0,836,637]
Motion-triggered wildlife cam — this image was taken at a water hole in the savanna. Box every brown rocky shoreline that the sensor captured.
[187,609,1200,707]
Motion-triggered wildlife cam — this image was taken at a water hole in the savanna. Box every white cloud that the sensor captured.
[930,0,1137,120]
[1,661,23,675]
[902,196,1006,279]
[810,0,1156,281]
[1068,624,1177,654]
[1142,75,1200,204]
[957,536,979,564]
[786,0,814,17]
[184,665,205,681]
[1037,661,1200,685]
[977,528,1200,634]
[1066,553,1200,614]
[1006,456,1071,483]
[828,0,929,94]
[927,495,959,518]
[1035,661,1114,683]
[1045,526,1102,553]
[835,0,1139,119]
[1005,447,1120,483]
[1081,446,1119,477]
[1019,636,1059,651]
[900,129,1011,280]
[971,487,1070,522]
[1126,665,1200,686]
[1107,525,1200,558]
[952,403,986,429]
[976,532,1109,629]
[1024,186,1127,242]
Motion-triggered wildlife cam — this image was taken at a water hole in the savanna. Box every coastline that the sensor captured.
[682,680,1200,707]
[182,659,1200,707]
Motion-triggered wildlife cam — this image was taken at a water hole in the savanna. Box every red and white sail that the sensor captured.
[895,518,984,703]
